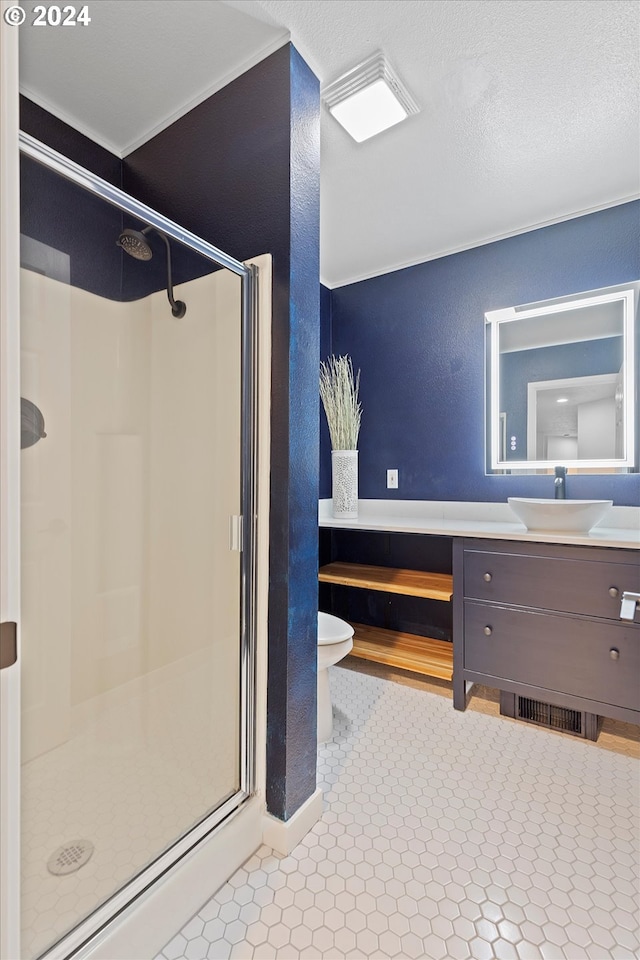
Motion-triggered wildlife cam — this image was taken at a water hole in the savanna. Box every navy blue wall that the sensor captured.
[21,97,121,185]
[325,202,640,506]
[320,283,333,498]
[123,48,292,292]
[20,98,228,302]
[21,44,321,822]
[263,48,320,820]
[20,98,125,301]
[20,154,125,300]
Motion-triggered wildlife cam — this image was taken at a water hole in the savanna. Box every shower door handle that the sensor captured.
[229,515,243,552]
[0,621,17,669]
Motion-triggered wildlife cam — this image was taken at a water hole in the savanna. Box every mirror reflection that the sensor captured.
[486,284,637,473]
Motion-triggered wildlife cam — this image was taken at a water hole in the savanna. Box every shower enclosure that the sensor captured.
[3,133,260,959]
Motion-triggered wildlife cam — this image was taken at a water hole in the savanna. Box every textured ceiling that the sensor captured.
[18,0,640,287]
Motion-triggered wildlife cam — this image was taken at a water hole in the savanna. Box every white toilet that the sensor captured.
[317,612,354,743]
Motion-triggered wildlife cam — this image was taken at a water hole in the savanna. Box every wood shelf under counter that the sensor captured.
[348,623,453,681]
[318,562,453,601]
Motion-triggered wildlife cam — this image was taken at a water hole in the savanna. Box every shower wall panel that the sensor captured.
[70,286,150,705]
[20,258,246,957]
[146,270,241,675]
[20,266,242,747]
[20,270,72,763]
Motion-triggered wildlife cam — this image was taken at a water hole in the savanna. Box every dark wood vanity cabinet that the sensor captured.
[453,539,640,726]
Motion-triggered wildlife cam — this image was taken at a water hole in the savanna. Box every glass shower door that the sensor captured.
[16,140,255,959]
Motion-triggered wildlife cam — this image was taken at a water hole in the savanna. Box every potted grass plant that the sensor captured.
[320,355,362,518]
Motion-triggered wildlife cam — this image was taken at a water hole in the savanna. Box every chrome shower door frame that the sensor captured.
[15,132,259,960]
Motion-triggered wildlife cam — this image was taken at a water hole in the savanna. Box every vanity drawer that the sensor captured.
[463,549,639,620]
[464,601,640,710]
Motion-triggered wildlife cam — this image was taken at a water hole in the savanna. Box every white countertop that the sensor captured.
[319,499,640,550]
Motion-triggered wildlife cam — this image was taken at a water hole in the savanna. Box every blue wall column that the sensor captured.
[266,48,320,820]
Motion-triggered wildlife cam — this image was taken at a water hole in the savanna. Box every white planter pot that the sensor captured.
[331,449,358,519]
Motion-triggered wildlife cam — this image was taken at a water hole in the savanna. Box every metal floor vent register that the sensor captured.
[47,839,94,876]
[500,691,602,741]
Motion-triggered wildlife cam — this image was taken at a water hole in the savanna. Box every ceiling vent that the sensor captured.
[322,52,419,143]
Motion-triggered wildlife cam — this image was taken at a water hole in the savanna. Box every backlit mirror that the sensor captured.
[486,282,638,473]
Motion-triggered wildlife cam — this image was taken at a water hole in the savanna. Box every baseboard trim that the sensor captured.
[262,787,323,855]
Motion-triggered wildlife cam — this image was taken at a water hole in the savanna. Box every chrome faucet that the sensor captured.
[554,465,567,499]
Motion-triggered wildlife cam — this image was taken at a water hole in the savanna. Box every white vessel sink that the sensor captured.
[508,498,613,533]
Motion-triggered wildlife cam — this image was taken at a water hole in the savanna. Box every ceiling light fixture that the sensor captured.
[556,397,569,403]
[322,52,419,143]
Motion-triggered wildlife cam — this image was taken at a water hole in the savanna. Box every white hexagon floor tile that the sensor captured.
[157,666,640,960]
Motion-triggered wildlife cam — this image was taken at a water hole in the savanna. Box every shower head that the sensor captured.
[116,226,187,318]
[116,228,153,261]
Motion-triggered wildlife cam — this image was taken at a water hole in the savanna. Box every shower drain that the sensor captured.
[47,839,94,876]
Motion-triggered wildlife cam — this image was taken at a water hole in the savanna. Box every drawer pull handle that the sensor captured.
[483,573,492,582]
[609,648,620,661]
[608,587,619,598]
[484,625,493,636]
